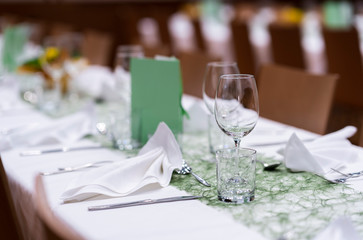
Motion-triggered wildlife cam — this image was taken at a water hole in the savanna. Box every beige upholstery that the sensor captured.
[257,64,338,135]
[34,174,85,240]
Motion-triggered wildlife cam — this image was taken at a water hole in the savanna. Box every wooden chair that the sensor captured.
[257,64,338,135]
[179,50,219,99]
[191,18,206,51]
[230,19,256,75]
[0,158,22,240]
[268,23,305,69]
[81,29,114,66]
[323,27,363,145]
[322,26,363,108]
[34,174,85,240]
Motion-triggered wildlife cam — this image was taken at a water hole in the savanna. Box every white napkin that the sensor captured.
[76,65,119,101]
[182,95,209,133]
[282,126,358,177]
[311,216,361,240]
[0,103,95,151]
[60,122,183,202]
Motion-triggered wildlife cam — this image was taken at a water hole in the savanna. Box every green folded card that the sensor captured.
[130,57,183,145]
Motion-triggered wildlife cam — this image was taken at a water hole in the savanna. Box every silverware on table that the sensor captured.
[175,161,211,187]
[41,160,114,176]
[20,145,103,156]
[256,159,281,171]
[88,195,203,211]
[330,168,363,183]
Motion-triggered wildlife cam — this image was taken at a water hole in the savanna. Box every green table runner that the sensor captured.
[170,132,363,240]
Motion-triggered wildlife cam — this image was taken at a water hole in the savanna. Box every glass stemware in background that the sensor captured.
[202,62,240,153]
[214,74,259,148]
[105,45,144,150]
[114,45,144,102]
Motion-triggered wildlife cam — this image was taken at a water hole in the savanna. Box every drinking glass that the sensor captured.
[214,74,259,148]
[202,62,239,153]
[216,147,256,203]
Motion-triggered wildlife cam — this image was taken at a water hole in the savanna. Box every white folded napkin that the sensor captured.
[282,126,358,178]
[182,94,209,133]
[60,122,183,202]
[311,216,361,240]
[76,65,120,101]
[0,103,95,151]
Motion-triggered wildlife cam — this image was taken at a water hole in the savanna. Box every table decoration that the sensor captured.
[170,132,363,239]
[131,57,184,145]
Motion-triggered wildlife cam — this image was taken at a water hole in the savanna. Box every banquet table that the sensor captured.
[1,88,363,240]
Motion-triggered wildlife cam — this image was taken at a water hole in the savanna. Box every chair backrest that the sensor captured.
[179,50,219,98]
[34,174,85,240]
[257,64,338,134]
[322,27,363,108]
[81,29,114,66]
[230,19,256,75]
[191,18,206,51]
[0,158,22,240]
[268,23,305,69]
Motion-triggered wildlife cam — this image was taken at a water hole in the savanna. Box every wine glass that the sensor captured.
[214,74,259,148]
[202,62,240,153]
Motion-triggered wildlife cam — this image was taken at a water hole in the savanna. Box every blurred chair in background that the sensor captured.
[191,18,206,52]
[268,23,305,69]
[34,174,85,240]
[179,51,219,98]
[81,29,114,66]
[323,26,363,145]
[257,64,338,135]
[322,26,363,108]
[230,19,256,75]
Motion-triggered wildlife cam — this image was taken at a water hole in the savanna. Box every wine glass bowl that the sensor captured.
[214,74,259,147]
[202,62,240,154]
[202,62,240,114]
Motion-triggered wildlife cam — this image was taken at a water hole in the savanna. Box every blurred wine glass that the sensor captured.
[202,62,240,113]
[214,74,259,148]
[202,62,239,153]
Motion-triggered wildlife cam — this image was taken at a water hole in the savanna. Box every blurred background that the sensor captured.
[1,0,363,146]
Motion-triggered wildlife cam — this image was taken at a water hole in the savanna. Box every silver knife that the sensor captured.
[20,146,103,156]
[88,195,203,211]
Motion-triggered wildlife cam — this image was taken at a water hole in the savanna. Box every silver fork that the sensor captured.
[330,168,363,183]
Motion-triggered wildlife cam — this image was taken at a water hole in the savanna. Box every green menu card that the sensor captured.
[130,57,183,145]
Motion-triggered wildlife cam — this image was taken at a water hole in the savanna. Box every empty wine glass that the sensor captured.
[214,74,259,148]
[202,62,239,153]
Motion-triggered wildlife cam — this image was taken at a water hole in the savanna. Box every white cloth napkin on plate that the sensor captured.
[282,126,358,177]
[0,103,95,151]
[60,122,183,202]
[311,216,361,240]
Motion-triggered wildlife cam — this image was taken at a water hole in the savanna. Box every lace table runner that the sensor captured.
[170,132,363,240]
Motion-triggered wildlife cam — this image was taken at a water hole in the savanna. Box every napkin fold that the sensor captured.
[282,126,358,177]
[0,103,95,151]
[60,122,183,202]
